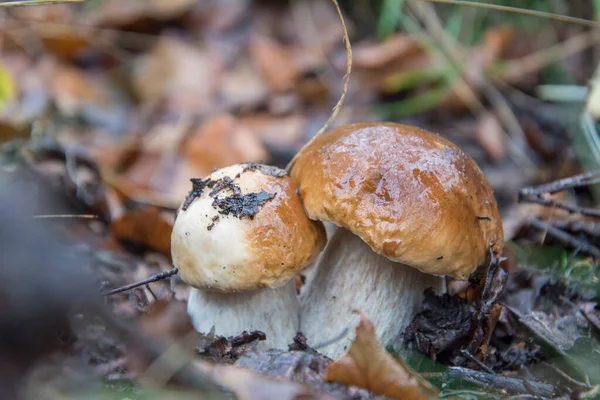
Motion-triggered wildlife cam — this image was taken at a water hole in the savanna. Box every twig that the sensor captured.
[285,0,352,173]
[528,217,600,258]
[461,349,495,374]
[501,30,600,82]
[423,0,600,28]
[519,171,600,197]
[0,0,82,6]
[519,195,600,218]
[445,367,556,398]
[34,214,98,219]
[102,268,179,296]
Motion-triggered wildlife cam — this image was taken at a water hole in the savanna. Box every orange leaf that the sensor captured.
[326,311,439,400]
[111,206,173,257]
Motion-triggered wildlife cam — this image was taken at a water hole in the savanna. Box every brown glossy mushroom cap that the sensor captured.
[290,122,503,280]
[171,163,326,292]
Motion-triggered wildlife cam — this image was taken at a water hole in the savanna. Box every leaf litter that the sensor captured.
[0,0,599,399]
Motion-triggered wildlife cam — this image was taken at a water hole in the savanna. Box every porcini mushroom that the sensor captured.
[291,122,503,359]
[171,162,326,350]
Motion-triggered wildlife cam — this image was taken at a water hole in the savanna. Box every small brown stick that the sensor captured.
[519,195,600,218]
[518,171,600,197]
[461,349,495,374]
[445,367,556,398]
[528,217,600,258]
[34,214,99,219]
[103,268,179,296]
[230,331,267,347]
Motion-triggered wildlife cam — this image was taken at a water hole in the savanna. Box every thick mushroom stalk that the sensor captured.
[171,163,326,350]
[188,280,299,350]
[300,228,444,359]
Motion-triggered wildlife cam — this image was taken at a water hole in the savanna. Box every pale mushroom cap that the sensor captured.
[171,163,326,292]
[291,122,503,280]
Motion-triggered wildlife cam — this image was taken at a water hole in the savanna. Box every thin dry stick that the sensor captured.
[285,0,352,173]
[520,195,600,218]
[423,0,600,28]
[34,214,98,219]
[528,217,600,258]
[518,171,600,197]
[501,29,600,81]
[102,268,179,296]
[0,0,81,6]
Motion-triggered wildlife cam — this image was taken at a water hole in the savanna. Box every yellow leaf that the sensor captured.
[0,63,16,112]
[326,310,439,400]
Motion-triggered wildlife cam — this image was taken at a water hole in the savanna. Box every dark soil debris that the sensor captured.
[181,178,209,211]
[241,162,287,178]
[198,331,266,364]
[405,288,477,360]
[208,176,242,198]
[212,190,275,220]
[207,215,220,231]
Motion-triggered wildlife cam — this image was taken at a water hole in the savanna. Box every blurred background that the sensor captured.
[0,0,599,399]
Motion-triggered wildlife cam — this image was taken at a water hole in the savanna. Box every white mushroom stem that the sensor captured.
[187,280,299,351]
[299,227,446,360]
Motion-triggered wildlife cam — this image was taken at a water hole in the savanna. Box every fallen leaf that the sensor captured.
[90,0,193,30]
[50,64,109,116]
[326,311,438,400]
[139,300,195,343]
[132,36,222,114]
[184,114,268,173]
[219,59,269,110]
[475,111,507,163]
[110,206,174,257]
[404,289,476,360]
[239,114,307,154]
[198,361,339,400]
[249,34,300,93]
[353,34,425,70]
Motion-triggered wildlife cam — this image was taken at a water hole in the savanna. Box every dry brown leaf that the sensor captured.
[475,111,507,163]
[132,36,222,114]
[326,311,439,400]
[240,114,307,153]
[51,64,109,116]
[219,59,269,110]
[110,206,173,257]
[249,34,300,93]
[91,0,193,29]
[197,361,339,400]
[184,114,268,172]
[353,34,425,70]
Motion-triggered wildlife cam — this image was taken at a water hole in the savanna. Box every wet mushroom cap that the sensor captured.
[171,163,326,292]
[290,122,503,280]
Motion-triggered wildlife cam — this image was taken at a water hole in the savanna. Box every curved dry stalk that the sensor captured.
[424,0,600,28]
[286,0,352,173]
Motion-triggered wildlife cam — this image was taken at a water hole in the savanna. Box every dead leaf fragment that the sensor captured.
[249,34,300,93]
[132,36,222,114]
[353,34,425,70]
[110,206,173,257]
[326,311,438,400]
[51,64,109,116]
[475,111,506,163]
[184,114,268,172]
